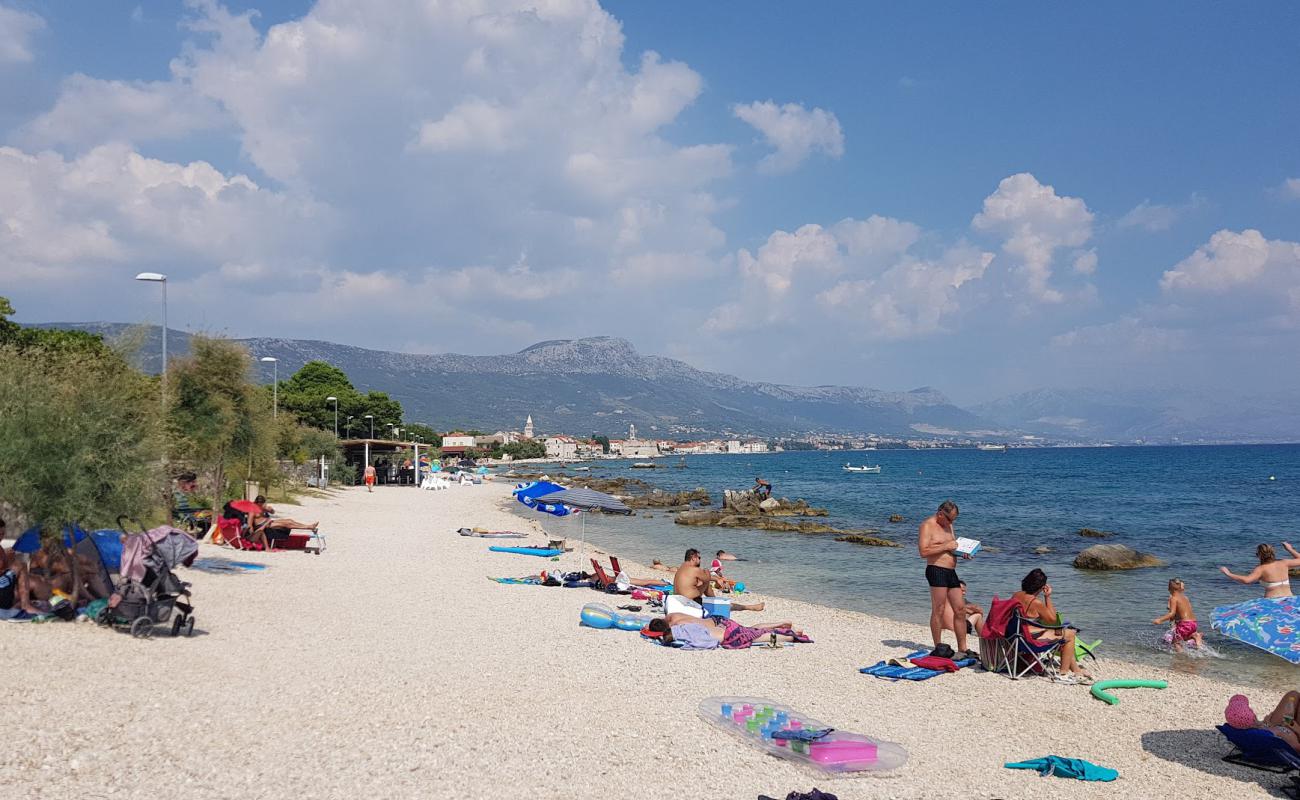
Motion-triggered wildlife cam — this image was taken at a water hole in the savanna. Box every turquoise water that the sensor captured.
[515,445,1299,688]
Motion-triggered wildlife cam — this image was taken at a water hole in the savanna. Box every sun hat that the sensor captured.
[1225,694,1258,729]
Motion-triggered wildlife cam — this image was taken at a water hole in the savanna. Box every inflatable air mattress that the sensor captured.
[458,528,528,538]
[698,696,907,774]
[488,546,564,557]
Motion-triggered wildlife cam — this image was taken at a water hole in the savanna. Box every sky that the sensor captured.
[1,0,1298,405]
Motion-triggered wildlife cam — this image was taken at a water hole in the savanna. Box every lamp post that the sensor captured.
[134,272,167,406]
[365,414,374,438]
[260,357,278,418]
[326,396,338,437]
[346,415,354,438]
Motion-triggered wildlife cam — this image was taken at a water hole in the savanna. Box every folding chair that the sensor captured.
[1218,725,1300,799]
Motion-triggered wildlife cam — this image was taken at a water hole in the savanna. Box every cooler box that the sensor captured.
[702,597,732,619]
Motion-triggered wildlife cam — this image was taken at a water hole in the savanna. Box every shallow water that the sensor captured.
[512,444,1299,688]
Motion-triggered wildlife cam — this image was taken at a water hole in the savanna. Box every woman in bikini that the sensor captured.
[1011,568,1093,684]
[1226,692,1300,752]
[1220,543,1300,598]
[651,613,812,649]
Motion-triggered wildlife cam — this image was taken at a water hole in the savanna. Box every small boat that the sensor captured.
[977,444,1008,452]
[843,464,881,473]
[631,462,658,469]
[573,466,591,472]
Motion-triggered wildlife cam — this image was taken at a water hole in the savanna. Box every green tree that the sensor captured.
[0,343,162,536]
[168,337,276,517]
[502,440,546,460]
[592,435,610,454]
[278,361,360,431]
[0,295,118,357]
[404,422,441,446]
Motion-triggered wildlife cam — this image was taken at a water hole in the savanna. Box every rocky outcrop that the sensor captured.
[1033,546,1052,554]
[835,534,900,548]
[889,514,905,523]
[721,489,827,517]
[625,487,712,509]
[1078,528,1114,538]
[1073,544,1165,571]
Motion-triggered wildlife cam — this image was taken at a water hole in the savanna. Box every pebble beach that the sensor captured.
[1,482,1288,799]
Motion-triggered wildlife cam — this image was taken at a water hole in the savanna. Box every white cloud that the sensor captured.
[1051,317,1186,355]
[971,172,1094,304]
[1117,194,1205,232]
[732,100,844,174]
[1161,228,1300,297]
[1279,178,1300,199]
[0,3,44,64]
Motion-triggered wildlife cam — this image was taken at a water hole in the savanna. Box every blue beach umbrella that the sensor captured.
[534,487,632,515]
[512,481,572,517]
[1212,597,1300,664]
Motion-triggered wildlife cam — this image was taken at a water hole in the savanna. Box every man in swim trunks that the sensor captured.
[919,500,974,659]
[649,613,811,649]
[671,549,763,617]
[364,463,377,492]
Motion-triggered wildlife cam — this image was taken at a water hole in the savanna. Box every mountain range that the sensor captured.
[36,323,1300,443]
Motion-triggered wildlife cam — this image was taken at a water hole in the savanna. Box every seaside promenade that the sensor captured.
[2,484,1284,799]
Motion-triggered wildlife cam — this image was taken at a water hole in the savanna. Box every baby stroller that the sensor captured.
[95,517,199,639]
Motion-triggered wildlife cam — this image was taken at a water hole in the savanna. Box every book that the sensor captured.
[955,537,981,557]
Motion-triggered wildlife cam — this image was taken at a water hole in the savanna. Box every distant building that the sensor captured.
[544,435,578,460]
[523,415,534,439]
[608,439,626,456]
[442,433,475,449]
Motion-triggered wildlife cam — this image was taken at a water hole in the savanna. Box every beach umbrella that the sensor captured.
[533,487,632,515]
[1212,597,1300,664]
[229,499,261,515]
[512,481,572,516]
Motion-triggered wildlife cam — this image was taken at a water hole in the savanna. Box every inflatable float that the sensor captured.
[698,696,907,773]
[458,528,528,538]
[579,603,651,631]
[1090,679,1167,705]
[488,546,564,557]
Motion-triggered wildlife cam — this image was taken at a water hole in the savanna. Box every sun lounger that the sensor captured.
[1218,725,1300,798]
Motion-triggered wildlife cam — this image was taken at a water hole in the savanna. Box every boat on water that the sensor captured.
[977,444,1008,452]
[843,464,882,473]
[573,466,591,471]
[631,462,659,469]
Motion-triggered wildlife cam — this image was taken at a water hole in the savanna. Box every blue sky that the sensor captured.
[2,1,1298,405]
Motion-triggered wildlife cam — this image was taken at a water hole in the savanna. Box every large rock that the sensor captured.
[722,488,827,517]
[673,509,861,535]
[758,497,780,511]
[1073,544,1165,571]
[625,487,711,509]
[1078,527,1114,538]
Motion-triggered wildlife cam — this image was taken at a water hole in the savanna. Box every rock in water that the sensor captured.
[758,498,780,512]
[1032,545,1052,554]
[835,534,900,548]
[889,514,905,523]
[1078,527,1114,538]
[1073,544,1165,570]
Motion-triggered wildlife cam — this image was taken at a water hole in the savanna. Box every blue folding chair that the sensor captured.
[1218,725,1300,798]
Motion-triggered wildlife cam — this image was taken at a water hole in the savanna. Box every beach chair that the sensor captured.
[1217,725,1300,799]
[213,516,260,551]
[980,596,1067,680]
[589,559,626,593]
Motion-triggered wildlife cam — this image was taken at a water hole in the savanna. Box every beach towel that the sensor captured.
[859,650,978,681]
[670,623,719,650]
[490,576,542,585]
[1004,755,1118,781]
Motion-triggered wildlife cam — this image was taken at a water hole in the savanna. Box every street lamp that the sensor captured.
[326,396,338,437]
[345,415,354,438]
[134,272,167,405]
[259,357,278,418]
[365,414,374,438]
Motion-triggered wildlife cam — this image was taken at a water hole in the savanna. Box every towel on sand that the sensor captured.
[859,650,978,681]
[1005,755,1118,781]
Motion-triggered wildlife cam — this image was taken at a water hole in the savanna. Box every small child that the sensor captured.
[1153,578,1204,652]
[709,550,735,592]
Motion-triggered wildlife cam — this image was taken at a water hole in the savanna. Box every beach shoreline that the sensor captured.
[1,482,1285,799]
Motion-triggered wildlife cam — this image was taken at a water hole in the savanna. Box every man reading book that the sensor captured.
[918,499,976,660]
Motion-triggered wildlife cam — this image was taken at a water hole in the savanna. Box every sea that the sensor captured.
[510,444,1299,688]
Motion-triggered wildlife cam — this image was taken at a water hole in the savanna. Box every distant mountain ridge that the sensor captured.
[38,324,991,438]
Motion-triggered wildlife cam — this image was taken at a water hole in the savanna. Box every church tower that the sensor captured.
[524,415,534,439]
[628,423,637,441]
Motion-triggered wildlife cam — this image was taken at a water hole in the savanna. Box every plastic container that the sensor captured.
[697,696,908,774]
[702,597,732,618]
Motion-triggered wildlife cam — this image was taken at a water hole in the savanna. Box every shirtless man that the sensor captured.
[671,549,764,616]
[918,500,974,658]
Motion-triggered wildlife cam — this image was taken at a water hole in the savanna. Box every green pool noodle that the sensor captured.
[1090,679,1167,705]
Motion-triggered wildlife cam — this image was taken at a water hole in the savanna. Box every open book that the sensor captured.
[955,537,981,557]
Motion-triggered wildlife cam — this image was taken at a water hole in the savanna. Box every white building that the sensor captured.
[544,436,578,460]
[523,415,534,439]
[442,434,475,449]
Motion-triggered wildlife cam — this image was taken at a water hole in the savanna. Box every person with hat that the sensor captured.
[1225,692,1300,751]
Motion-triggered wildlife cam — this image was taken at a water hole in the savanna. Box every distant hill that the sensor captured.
[972,387,1300,444]
[38,323,992,438]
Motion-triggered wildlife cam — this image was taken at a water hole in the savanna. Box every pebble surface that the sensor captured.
[0,483,1284,799]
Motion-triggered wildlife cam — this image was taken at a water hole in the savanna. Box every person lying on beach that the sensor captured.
[645,613,810,649]
[1225,692,1300,752]
[1219,542,1300,598]
[1152,577,1204,652]
[671,549,764,616]
[1012,568,1093,684]
[650,559,674,573]
[251,496,319,545]
[941,579,984,637]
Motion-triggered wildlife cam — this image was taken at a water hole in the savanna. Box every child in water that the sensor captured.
[1153,578,1204,652]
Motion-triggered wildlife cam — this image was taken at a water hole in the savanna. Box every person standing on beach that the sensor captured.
[364,463,377,492]
[919,500,973,658]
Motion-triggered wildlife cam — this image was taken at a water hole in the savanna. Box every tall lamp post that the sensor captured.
[260,357,278,418]
[365,414,374,438]
[326,396,338,437]
[134,272,167,406]
[345,415,354,438]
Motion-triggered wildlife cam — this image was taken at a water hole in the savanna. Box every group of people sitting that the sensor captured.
[0,518,110,618]
[219,495,319,550]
